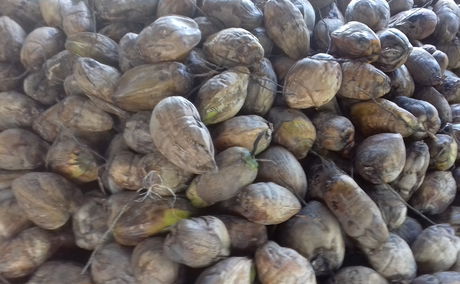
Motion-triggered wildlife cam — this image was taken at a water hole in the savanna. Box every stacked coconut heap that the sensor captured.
[3,0,460,283]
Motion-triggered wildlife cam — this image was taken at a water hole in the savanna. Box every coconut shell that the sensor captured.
[0,190,32,243]
[255,241,317,284]
[12,172,83,230]
[327,266,388,284]
[91,242,135,284]
[137,16,201,64]
[345,0,390,31]
[330,21,381,62]
[426,134,457,171]
[203,28,264,67]
[391,140,430,201]
[72,193,109,250]
[150,96,216,174]
[264,0,310,60]
[369,184,407,230]
[312,3,345,53]
[0,128,49,170]
[26,261,93,284]
[338,61,391,100]
[350,98,419,137]
[215,215,267,253]
[201,0,263,30]
[0,16,26,62]
[412,224,460,273]
[0,62,25,92]
[376,28,412,72]
[393,96,441,139]
[405,47,443,86]
[212,115,273,155]
[131,237,181,284]
[256,146,307,198]
[312,112,355,153]
[0,227,66,278]
[196,257,254,284]
[414,87,452,125]
[24,70,65,106]
[95,0,157,22]
[241,58,277,116]
[114,63,193,112]
[0,91,43,131]
[283,54,342,108]
[123,112,154,154]
[196,66,249,125]
[392,216,423,246]
[389,8,437,40]
[355,133,406,184]
[410,171,456,215]
[163,216,231,268]
[228,182,301,225]
[157,0,196,17]
[118,33,145,73]
[277,201,345,276]
[363,233,416,282]
[65,32,119,66]
[186,146,258,207]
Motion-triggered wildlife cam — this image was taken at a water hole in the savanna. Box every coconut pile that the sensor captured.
[2,0,460,283]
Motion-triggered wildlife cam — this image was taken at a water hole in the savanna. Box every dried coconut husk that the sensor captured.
[0,190,32,243]
[118,33,145,73]
[114,62,193,112]
[0,16,26,62]
[196,257,254,284]
[150,96,216,174]
[413,272,460,284]
[12,172,83,230]
[255,241,317,284]
[203,27,264,67]
[98,22,143,42]
[392,216,423,246]
[0,128,49,171]
[44,50,78,85]
[313,3,345,53]
[131,237,181,284]
[26,261,93,284]
[94,0,158,23]
[65,32,119,66]
[0,0,44,32]
[413,87,452,125]
[330,21,381,62]
[432,0,460,43]
[436,70,460,103]
[0,62,25,92]
[389,0,414,15]
[163,216,231,268]
[107,150,143,190]
[241,58,277,116]
[39,0,94,36]
[0,170,28,191]
[226,182,301,225]
[123,112,154,154]
[20,27,65,71]
[369,184,407,230]
[291,0,315,31]
[186,146,258,207]
[338,61,391,100]
[345,0,390,31]
[256,146,307,198]
[137,15,201,64]
[389,8,437,40]
[201,0,262,30]
[453,104,460,123]
[432,50,449,75]
[438,37,460,69]
[283,53,342,109]
[212,115,272,155]
[264,0,310,60]
[355,133,406,184]
[251,28,274,57]
[312,112,354,153]
[426,134,457,171]
[72,193,110,251]
[411,224,460,273]
[0,227,70,279]
[23,70,65,106]
[215,215,267,253]
[90,242,136,284]
[349,98,419,137]
[195,66,249,125]
[277,200,345,276]
[157,0,196,17]
[391,140,430,201]
[410,171,456,215]
[0,91,43,131]
[404,47,443,86]
[327,266,388,284]
[376,28,412,72]
[194,17,221,42]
